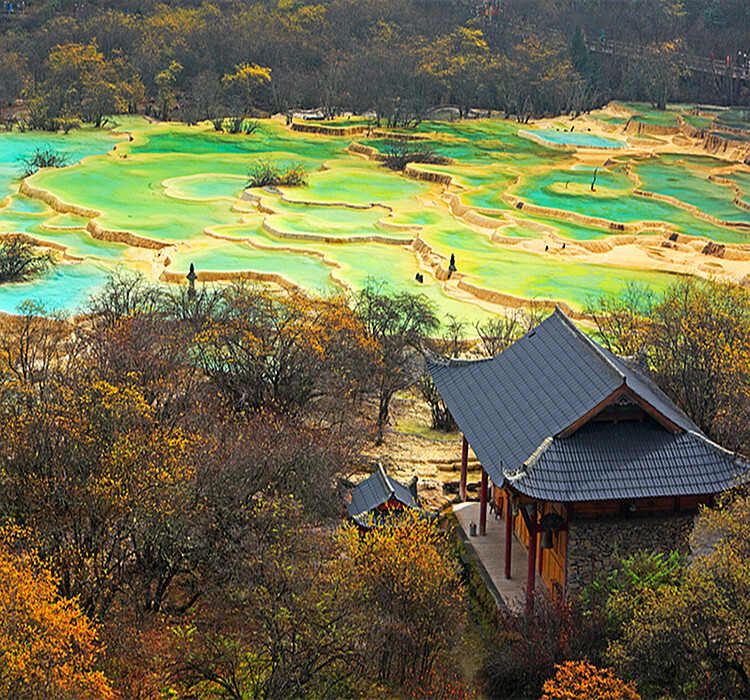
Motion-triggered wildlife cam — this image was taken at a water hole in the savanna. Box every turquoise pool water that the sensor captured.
[520,129,626,149]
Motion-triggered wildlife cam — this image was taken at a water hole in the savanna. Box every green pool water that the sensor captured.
[509,160,750,242]
[617,103,682,126]
[418,222,678,309]
[634,156,750,225]
[512,165,671,223]
[275,164,430,207]
[30,152,257,244]
[1,112,749,318]
[242,228,497,325]
[164,173,248,201]
[714,108,750,131]
[724,171,750,206]
[683,114,714,129]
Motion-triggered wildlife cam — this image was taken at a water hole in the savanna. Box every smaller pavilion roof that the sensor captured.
[342,464,420,525]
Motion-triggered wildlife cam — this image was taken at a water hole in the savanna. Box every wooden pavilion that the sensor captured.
[429,307,749,608]
[340,464,422,530]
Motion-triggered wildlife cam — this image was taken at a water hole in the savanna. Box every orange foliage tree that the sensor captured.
[542,660,640,700]
[0,530,112,699]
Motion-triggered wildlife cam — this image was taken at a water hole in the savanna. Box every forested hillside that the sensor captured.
[1,0,749,130]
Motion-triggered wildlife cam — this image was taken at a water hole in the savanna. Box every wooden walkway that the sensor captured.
[587,37,750,81]
[453,501,543,613]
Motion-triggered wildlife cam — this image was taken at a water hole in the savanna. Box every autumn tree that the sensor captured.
[25,42,140,129]
[474,304,542,357]
[0,237,54,282]
[168,495,369,699]
[0,51,27,108]
[626,40,686,110]
[418,315,469,432]
[503,36,579,119]
[481,596,604,699]
[354,280,439,442]
[154,60,183,120]
[196,283,376,424]
[0,375,202,616]
[182,70,223,124]
[0,300,72,403]
[590,278,750,453]
[581,498,750,698]
[337,509,465,687]
[425,28,496,118]
[79,277,208,426]
[542,660,640,700]
[0,529,113,699]
[221,62,271,117]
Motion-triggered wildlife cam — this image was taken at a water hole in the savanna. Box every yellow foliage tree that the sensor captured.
[0,375,200,615]
[338,509,465,684]
[27,42,142,128]
[0,530,112,699]
[591,278,750,452]
[197,285,377,419]
[222,62,271,115]
[154,60,183,120]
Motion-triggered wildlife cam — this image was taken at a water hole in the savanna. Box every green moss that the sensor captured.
[446,511,499,641]
[393,418,460,442]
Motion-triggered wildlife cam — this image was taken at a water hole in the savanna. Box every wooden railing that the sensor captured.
[587,37,750,80]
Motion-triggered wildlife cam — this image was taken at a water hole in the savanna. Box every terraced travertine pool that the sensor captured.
[1,105,750,320]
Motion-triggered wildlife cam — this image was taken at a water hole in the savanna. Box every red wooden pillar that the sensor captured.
[538,501,545,575]
[460,435,468,502]
[526,506,538,612]
[504,491,513,579]
[479,468,488,536]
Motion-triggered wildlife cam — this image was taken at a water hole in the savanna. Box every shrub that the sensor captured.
[0,529,113,699]
[338,510,465,686]
[55,117,82,134]
[247,158,307,187]
[17,145,71,177]
[226,115,244,133]
[480,597,607,699]
[381,138,443,171]
[0,237,54,283]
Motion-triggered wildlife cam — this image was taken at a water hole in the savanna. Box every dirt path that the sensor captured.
[361,393,485,510]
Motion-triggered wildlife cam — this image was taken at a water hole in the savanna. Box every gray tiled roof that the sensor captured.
[504,421,746,501]
[428,307,745,500]
[343,464,419,520]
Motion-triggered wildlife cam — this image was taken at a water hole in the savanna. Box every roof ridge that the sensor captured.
[553,307,625,386]
[377,462,395,499]
[426,354,494,368]
[504,436,554,482]
[686,430,746,464]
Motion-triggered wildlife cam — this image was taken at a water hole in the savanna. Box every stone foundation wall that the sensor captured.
[566,513,694,596]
